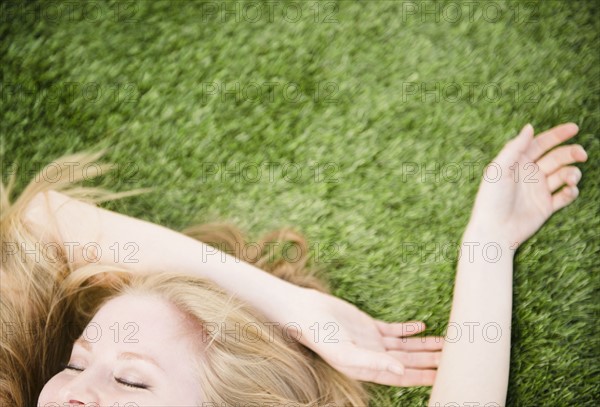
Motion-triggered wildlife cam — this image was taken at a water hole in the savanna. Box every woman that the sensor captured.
[1,122,588,405]
[35,270,372,405]
[1,150,441,405]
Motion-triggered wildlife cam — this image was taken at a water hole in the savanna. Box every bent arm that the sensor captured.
[428,222,514,405]
[23,189,305,324]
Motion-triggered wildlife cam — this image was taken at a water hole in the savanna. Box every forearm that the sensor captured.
[23,190,304,322]
[428,222,514,406]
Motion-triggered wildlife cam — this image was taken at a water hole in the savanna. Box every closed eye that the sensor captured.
[61,362,150,390]
[115,377,150,389]
[62,362,83,372]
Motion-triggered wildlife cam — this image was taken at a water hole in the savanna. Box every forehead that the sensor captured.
[73,295,206,402]
[86,294,196,347]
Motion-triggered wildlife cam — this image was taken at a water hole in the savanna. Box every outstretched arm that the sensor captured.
[429,123,588,404]
[428,221,515,403]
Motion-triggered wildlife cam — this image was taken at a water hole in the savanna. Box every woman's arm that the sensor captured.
[428,123,588,405]
[23,187,443,387]
[23,188,305,324]
[428,224,514,404]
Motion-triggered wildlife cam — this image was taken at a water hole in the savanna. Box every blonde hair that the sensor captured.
[0,149,369,406]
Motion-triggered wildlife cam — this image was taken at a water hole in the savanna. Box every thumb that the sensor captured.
[511,123,534,153]
[495,123,534,167]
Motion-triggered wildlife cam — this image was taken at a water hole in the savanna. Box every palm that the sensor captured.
[291,289,443,387]
[470,123,587,246]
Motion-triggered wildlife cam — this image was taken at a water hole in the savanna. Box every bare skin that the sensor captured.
[23,191,443,388]
[429,123,588,404]
[21,122,588,402]
[38,294,205,406]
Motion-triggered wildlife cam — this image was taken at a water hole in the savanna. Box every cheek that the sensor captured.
[37,372,67,405]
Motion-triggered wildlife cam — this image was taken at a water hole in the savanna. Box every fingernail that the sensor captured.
[388,364,404,375]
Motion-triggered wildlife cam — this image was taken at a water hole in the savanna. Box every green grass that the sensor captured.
[1,0,599,405]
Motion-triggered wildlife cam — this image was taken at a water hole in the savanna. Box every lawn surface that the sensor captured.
[1,0,599,405]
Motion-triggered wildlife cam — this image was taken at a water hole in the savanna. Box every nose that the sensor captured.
[58,370,100,406]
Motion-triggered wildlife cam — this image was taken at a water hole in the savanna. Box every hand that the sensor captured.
[283,287,444,387]
[468,123,588,247]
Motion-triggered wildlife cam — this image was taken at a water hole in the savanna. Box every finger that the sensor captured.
[528,122,580,161]
[340,366,437,387]
[389,350,441,369]
[536,144,588,175]
[375,320,426,337]
[382,336,445,351]
[494,124,534,167]
[547,166,582,193]
[509,123,535,153]
[331,343,406,376]
[396,368,437,387]
[552,185,579,212]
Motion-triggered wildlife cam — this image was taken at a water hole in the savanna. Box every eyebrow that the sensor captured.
[118,351,165,372]
[74,337,165,372]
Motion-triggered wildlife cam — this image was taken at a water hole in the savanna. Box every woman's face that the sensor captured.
[38,294,204,406]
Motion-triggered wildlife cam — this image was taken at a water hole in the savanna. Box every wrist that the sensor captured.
[247,275,310,319]
[461,221,516,262]
[464,219,509,242]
